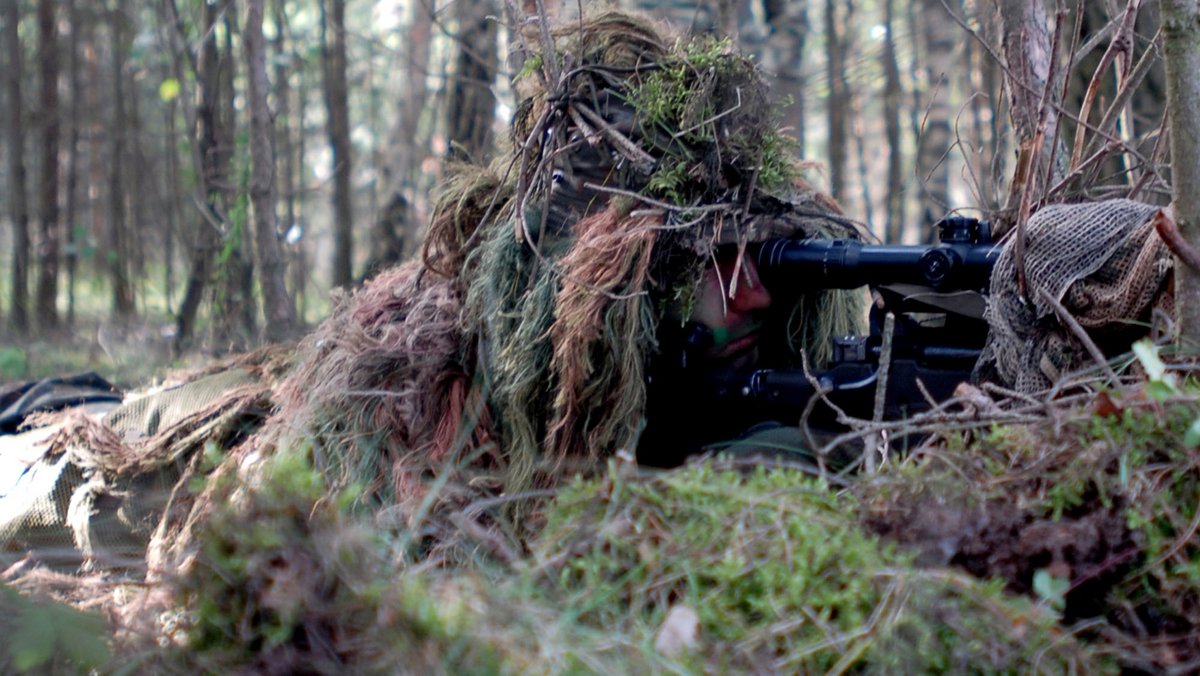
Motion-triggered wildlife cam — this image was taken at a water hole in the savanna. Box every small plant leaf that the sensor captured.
[1145,380,1175,402]
[1032,569,1069,612]
[1133,338,1177,394]
[1185,418,1200,448]
[10,607,55,672]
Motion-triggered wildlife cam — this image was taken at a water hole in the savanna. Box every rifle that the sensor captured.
[725,216,1000,428]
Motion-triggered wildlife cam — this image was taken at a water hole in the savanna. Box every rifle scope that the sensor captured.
[754,217,1000,292]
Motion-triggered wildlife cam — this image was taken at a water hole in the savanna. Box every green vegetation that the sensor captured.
[539,461,1101,672]
[0,585,110,674]
[12,365,1200,672]
[169,450,508,673]
[627,36,799,204]
[134,453,1103,672]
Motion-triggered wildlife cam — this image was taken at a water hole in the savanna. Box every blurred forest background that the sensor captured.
[0,0,1171,382]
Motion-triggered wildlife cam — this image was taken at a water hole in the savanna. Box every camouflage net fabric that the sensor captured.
[0,367,276,572]
[979,199,1173,392]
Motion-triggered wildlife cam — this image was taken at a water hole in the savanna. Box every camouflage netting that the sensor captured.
[0,360,281,573]
[979,198,1174,392]
[262,9,864,526]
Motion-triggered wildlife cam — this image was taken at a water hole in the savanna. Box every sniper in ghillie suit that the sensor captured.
[0,6,1196,673]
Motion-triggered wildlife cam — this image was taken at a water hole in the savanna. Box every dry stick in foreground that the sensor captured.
[1014,9,1068,299]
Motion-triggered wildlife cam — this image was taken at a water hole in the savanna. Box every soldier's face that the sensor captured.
[689,250,773,370]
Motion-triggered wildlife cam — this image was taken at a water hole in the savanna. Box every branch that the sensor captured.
[1153,207,1200,273]
[1036,288,1122,390]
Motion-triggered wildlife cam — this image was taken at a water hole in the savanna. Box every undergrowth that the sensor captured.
[861,371,1200,670]
[23,366,1200,673]
[138,451,1104,673]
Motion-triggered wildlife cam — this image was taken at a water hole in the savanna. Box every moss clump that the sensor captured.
[532,461,1102,672]
[860,374,1200,670]
[627,36,799,203]
[172,450,504,673]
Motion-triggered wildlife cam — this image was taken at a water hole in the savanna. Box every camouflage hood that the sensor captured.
[418,11,863,496]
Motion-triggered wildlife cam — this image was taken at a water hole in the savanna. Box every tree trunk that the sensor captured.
[1162,0,1200,346]
[245,0,294,342]
[291,58,309,320]
[272,0,300,317]
[761,0,811,159]
[998,0,1067,226]
[712,0,740,39]
[915,0,957,233]
[366,0,433,276]
[64,0,82,326]
[321,0,354,288]
[213,8,256,351]
[163,98,178,314]
[823,0,848,202]
[446,0,498,163]
[172,0,224,353]
[881,0,904,241]
[852,96,874,226]
[35,0,60,331]
[5,0,30,335]
[108,4,134,318]
[969,2,1004,211]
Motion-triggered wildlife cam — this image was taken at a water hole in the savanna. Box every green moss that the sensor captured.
[533,461,1100,672]
[514,53,543,83]
[624,37,798,204]
[174,450,506,673]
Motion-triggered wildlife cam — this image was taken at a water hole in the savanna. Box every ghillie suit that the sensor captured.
[0,11,865,579]
[261,11,864,536]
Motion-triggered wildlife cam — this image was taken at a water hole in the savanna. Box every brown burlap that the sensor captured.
[979,199,1173,392]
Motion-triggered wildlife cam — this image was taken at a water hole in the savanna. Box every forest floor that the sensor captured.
[2,344,1199,673]
[0,319,180,388]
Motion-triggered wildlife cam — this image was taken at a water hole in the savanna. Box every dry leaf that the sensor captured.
[654,604,699,658]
